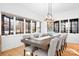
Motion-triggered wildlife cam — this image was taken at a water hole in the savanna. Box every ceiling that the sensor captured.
[20,3,48,18]
[1,3,79,20]
[53,3,79,13]
[20,3,79,18]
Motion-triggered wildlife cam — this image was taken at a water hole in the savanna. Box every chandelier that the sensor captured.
[45,3,52,21]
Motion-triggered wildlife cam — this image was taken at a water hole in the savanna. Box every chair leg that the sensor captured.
[56,51,58,56]
[59,50,61,56]
[24,49,25,56]
[61,46,64,53]
[64,43,67,49]
[56,50,61,56]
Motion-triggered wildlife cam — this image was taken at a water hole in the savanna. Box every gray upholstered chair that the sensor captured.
[33,38,58,56]
[56,35,64,56]
[24,46,34,56]
[23,35,34,56]
[62,34,67,50]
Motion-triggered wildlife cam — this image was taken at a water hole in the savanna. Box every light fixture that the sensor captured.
[45,3,52,21]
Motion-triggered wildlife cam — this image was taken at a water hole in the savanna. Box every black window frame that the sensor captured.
[1,15,13,35]
[25,20,31,33]
[61,20,68,33]
[36,21,41,33]
[70,18,78,33]
[16,18,24,34]
[32,21,36,33]
[54,21,59,33]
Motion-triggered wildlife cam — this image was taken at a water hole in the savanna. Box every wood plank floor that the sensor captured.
[0,43,79,56]
[61,43,79,56]
[0,45,25,56]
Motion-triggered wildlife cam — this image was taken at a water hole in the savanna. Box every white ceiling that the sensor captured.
[53,3,79,13]
[20,3,79,18]
[0,3,79,20]
[20,3,48,18]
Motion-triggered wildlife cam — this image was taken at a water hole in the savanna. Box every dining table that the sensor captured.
[21,36,52,51]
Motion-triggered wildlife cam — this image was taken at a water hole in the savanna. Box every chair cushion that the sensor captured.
[25,46,34,53]
[33,49,48,56]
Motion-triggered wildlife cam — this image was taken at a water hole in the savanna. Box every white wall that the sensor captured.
[2,35,24,51]
[41,21,47,33]
[67,34,79,44]
[53,9,79,44]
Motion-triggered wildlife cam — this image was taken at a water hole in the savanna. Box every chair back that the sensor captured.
[56,35,63,51]
[48,38,58,56]
[62,34,67,45]
[0,36,2,51]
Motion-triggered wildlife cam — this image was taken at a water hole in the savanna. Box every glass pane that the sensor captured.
[16,20,21,34]
[32,21,36,33]
[72,21,77,33]
[61,20,68,33]
[36,22,41,33]
[20,20,24,33]
[54,21,59,33]
[4,17,9,35]
[70,19,78,33]
[16,18,24,34]
[26,20,31,33]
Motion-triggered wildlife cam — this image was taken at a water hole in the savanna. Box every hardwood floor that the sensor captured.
[0,43,79,56]
[61,43,79,56]
[0,44,25,56]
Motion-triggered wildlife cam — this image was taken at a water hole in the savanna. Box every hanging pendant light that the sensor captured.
[45,3,52,21]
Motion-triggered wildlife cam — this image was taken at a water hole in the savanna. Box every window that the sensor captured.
[1,15,14,35]
[70,19,78,33]
[32,21,36,33]
[16,18,24,34]
[36,22,41,33]
[54,21,59,33]
[10,18,14,34]
[1,13,41,35]
[61,20,68,33]
[25,20,31,33]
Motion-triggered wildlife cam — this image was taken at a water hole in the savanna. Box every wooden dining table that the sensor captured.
[21,36,52,51]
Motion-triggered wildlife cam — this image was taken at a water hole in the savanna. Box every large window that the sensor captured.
[61,20,68,33]
[25,20,31,33]
[36,22,41,33]
[16,18,24,34]
[54,21,59,33]
[1,15,14,35]
[1,13,41,35]
[32,21,36,33]
[70,19,78,33]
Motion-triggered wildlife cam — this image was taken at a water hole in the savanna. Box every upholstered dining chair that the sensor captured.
[24,46,34,56]
[33,38,58,56]
[63,34,67,50]
[61,34,66,52]
[56,35,64,56]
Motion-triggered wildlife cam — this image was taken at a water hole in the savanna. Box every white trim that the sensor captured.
[24,18,26,34]
[13,16,16,35]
